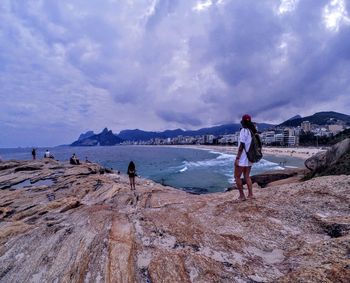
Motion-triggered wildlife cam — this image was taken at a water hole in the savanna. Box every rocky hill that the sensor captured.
[70,111,350,146]
[118,123,274,142]
[286,115,302,121]
[72,123,275,145]
[279,111,350,127]
[0,160,349,282]
[77,130,95,141]
[71,128,123,146]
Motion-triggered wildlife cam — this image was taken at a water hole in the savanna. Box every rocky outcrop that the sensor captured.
[0,160,349,282]
[305,138,350,176]
[250,168,306,188]
[225,168,306,190]
[71,128,123,146]
[78,130,95,141]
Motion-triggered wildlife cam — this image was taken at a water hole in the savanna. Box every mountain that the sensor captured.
[72,122,275,145]
[71,128,123,146]
[118,129,168,141]
[256,123,275,131]
[186,124,241,136]
[78,131,95,141]
[279,111,350,127]
[70,112,349,146]
[286,115,302,121]
[118,123,274,141]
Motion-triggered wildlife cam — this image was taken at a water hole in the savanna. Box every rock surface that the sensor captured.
[0,160,349,282]
[250,168,307,188]
[305,138,350,172]
[71,128,123,146]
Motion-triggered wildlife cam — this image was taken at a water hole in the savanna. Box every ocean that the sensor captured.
[0,145,305,193]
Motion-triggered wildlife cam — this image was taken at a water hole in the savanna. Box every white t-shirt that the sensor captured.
[238,128,252,167]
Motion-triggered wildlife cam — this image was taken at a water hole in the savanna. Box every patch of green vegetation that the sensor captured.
[299,129,350,147]
[329,129,350,145]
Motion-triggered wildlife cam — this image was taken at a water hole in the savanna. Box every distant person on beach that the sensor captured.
[70,153,80,165]
[32,148,36,160]
[234,114,258,201]
[44,150,54,159]
[85,156,91,163]
[127,161,136,190]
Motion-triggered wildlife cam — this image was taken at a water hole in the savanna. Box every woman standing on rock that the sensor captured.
[234,114,257,201]
[127,161,136,190]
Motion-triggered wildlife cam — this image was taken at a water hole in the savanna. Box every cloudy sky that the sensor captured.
[1,0,350,147]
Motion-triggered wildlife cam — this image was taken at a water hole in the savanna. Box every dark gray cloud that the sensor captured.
[157,109,202,127]
[0,0,350,146]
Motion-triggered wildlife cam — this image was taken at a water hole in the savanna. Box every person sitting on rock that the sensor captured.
[44,150,54,159]
[85,156,92,163]
[70,153,80,165]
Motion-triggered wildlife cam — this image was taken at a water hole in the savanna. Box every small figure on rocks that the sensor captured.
[70,153,80,165]
[85,156,92,163]
[234,114,258,201]
[44,150,54,159]
[127,161,136,190]
[32,148,36,160]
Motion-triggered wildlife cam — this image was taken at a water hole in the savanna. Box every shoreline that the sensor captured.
[0,144,323,190]
[1,144,326,161]
[159,144,325,160]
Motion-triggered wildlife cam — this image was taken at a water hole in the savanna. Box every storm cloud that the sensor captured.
[0,0,350,146]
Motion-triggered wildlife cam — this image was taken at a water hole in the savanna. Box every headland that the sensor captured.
[0,159,349,282]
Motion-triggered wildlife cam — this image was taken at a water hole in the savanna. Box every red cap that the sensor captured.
[242,114,251,122]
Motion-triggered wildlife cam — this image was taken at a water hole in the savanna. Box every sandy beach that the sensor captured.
[173,145,326,160]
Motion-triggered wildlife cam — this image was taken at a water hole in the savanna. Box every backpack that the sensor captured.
[244,130,263,163]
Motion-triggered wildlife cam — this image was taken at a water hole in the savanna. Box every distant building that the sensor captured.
[283,128,298,146]
[284,135,298,146]
[294,126,302,136]
[219,134,238,144]
[328,124,344,135]
[262,131,275,144]
[204,135,215,144]
[313,127,332,137]
[301,121,311,132]
[275,134,284,145]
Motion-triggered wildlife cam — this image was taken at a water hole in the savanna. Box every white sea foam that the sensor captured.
[179,166,188,172]
[171,149,284,188]
[252,158,284,170]
[183,151,234,168]
[208,150,235,158]
[184,151,282,171]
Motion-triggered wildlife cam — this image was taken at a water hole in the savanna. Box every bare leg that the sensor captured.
[243,166,253,198]
[234,165,246,200]
[129,177,133,190]
[132,177,136,190]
